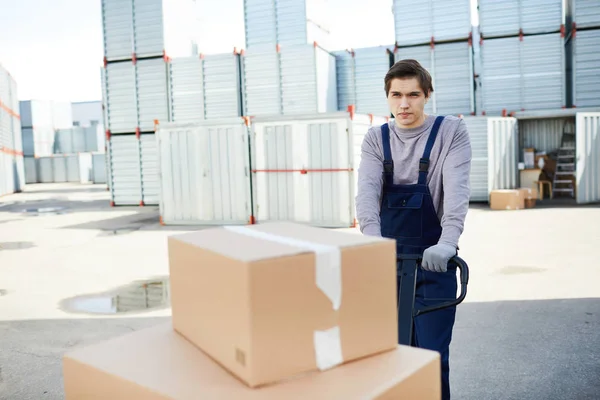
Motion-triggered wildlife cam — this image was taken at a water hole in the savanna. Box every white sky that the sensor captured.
[0,0,477,103]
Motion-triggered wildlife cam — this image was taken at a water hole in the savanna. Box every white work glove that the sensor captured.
[422,243,457,273]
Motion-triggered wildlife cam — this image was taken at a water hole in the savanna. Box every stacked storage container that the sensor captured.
[0,64,25,196]
[101,0,198,206]
[392,0,474,116]
[567,0,600,107]
[478,0,567,115]
[20,100,73,157]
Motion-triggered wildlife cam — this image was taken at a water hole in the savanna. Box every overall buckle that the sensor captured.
[383,160,394,174]
[419,158,429,172]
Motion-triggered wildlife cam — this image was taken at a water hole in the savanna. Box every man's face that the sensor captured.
[387,77,428,129]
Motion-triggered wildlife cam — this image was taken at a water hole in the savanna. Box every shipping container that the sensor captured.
[244,0,330,50]
[54,126,101,154]
[478,0,564,38]
[21,126,56,157]
[24,156,37,184]
[353,45,394,118]
[480,33,566,115]
[394,41,475,115]
[156,119,253,225]
[92,153,107,184]
[576,112,600,203]
[168,57,205,123]
[332,49,356,111]
[250,111,387,227]
[487,117,519,192]
[571,29,600,108]
[203,53,243,119]
[392,0,471,46]
[136,58,169,132]
[571,0,600,29]
[241,48,282,116]
[101,0,197,62]
[31,154,92,184]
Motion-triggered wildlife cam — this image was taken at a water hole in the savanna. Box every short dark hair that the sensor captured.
[384,59,434,98]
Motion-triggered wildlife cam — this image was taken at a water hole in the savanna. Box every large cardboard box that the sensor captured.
[489,189,525,210]
[168,222,398,387]
[63,323,441,400]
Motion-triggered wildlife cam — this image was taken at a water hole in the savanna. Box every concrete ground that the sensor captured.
[0,183,599,399]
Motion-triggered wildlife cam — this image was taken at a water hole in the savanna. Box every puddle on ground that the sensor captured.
[499,266,547,275]
[97,228,140,237]
[21,207,68,216]
[0,242,36,251]
[59,278,170,315]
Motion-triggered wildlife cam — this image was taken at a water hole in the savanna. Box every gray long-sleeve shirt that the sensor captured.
[355,115,472,248]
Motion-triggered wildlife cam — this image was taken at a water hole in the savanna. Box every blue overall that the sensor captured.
[380,117,458,400]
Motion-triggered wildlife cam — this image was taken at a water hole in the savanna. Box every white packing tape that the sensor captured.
[223,225,344,370]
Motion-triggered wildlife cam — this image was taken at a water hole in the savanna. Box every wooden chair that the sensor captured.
[534,180,553,200]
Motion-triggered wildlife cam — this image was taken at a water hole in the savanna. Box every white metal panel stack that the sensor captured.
[168,57,205,123]
[575,112,600,204]
[203,53,243,119]
[242,49,282,117]
[27,154,94,184]
[19,100,72,157]
[571,0,600,29]
[480,33,566,115]
[156,119,253,225]
[244,0,330,51]
[333,50,356,111]
[571,28,600,107]
[1,63,24,196]
[136,58,170,131]
[140,133,160,205]
[478,0,564,38]
[353,45,394,117]
[54,126,101,154]
[461,117,489,201]
[392,0,472,46]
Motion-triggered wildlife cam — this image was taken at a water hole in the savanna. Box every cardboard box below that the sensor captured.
[63,323,441,400]
[490,189,524,210]
[168,222,398,387]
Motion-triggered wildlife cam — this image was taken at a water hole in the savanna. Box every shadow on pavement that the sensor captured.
[1,298,599,400]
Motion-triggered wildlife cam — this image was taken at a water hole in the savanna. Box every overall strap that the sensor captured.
[418,116,445,185]
[381,123,394,185]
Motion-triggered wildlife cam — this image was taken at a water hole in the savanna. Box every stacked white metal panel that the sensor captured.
[26,153,95,184]
[393,0,472,46]
[102,0,197,62]
[244,0,330,51]
[250,112,387,227]
[19,100,73,157]
[54,126,101,154]
[332,50,356,111]
[570,25,600,107]
[394,42,475,116]
[156,119,253,225]
[168,57,205,122]
[571,0,600,29]
[480,33,566,115]
[478,0,564,37]
[242,44,337,117]
[352,45,394,117]
[0,63,24,196]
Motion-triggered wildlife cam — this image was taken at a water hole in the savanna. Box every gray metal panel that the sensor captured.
[105,62,138,133]
[394,45,435,115]
[353,46,393,117]
[333,50,356,110]
[479,0,562,37]
[281,45,318,114]
[522,33,565,110]
[576,112,600,203]
[157,121,252,225]
[203,54,241,119]
[109,135,142,205]
[140,133,159,205]
[242,49,282,116]
[462,117,489,201]
[432,41,474,115]
[169,57,205,122]
[276,0,307,46]
[136,58,169,132]
[573,29,600,108]
[488,117,519,191]
[573,0,600,29]
[315,46,338,113]
[92,153,107,184]
[24,156,38,184]
[480,37,523,115]
[244,0,278,49]
[519,118,569,153]
[132,0,165,58]
[102,0,134,62]
[393,0,471,46]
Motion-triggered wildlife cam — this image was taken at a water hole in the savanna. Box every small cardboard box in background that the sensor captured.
[63,323,441,400]
[168,222,398,387]
[519,187,538,208]
[490,189,525,210]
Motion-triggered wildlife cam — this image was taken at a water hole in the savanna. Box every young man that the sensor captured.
[355,59,471,400]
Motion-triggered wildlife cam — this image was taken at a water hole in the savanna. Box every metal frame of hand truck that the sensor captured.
[397,254,470,346]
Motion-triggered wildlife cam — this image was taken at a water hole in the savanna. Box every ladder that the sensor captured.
[552,120,576,198]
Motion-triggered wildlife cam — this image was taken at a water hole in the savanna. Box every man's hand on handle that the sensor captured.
[422,243,457,273]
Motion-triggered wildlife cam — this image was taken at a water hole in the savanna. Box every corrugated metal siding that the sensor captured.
[102,0,134,62]
[480,36,522,114]
[432,41,474,115]
[488,117,518,191]
[242,49,282,116]
[276,0,307,46]
[393,0,471,46]
[316,46,337,113]
[281,45,318,114]
[54,127,99,154]
[105,62,138,133]
[203,54,241,119]
[244,0,278,50]
[576,113,600,204]
[462,117,489,201]
[354,46,393,117]
[573,0,600,29]
[168,57,205,123]
[251,115,354,227]
[140,134,159,205]
[132,0,165,58]
[136,58,169,132]
[333,50,356,110]
[573,29,600,108]
[479,0,563,37]
[157,121,252,224]
[108,135,142,205]
[519,118,570,153]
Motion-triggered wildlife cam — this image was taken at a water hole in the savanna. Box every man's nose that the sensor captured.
[399,98,409,108]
